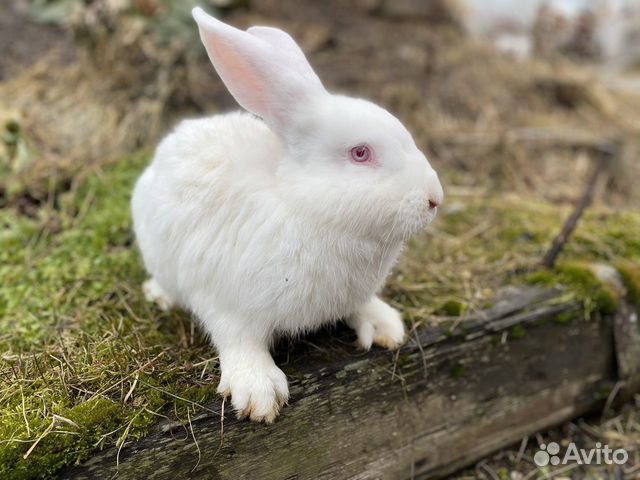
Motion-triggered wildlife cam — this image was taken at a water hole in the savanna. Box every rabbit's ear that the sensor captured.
[246,26,309,61]
[192,8,326,132]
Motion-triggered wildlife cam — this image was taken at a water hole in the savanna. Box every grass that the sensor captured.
[0,154,219,479]
[388,191,640,325]
[616,260,640,306]
[1,154,639,478]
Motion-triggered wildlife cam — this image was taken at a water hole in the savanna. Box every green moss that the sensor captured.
[615,261,640,306]
[0,153,219,478]
[497,467,510,480]
[527,262,619,317]
[552,311,575,325]
[3,399,125,480]
[510,325,527,339]
[435,299,467,316]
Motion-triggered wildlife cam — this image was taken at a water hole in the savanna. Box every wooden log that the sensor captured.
[62,286,639,479]
[614,299,640,396]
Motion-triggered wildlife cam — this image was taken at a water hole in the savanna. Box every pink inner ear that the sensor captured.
[194,7,327,132]
[204,32,269,118]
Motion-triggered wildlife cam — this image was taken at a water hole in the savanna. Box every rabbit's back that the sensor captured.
[153,111,281,182]
[131,111,283,307]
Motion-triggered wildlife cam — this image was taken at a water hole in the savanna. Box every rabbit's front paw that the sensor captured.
[349,297,406,351]
[217,356,289,423]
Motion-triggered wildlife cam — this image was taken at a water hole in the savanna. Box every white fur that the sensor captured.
[142,278,174,312]
[131,9,443,423]
[347,297,406,350]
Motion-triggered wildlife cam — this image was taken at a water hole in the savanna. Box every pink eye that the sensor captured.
[350,144,371,163]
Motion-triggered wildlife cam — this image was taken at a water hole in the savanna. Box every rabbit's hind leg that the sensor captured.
[142,278,175,312]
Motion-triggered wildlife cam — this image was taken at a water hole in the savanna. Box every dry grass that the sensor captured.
[3,0,640,206]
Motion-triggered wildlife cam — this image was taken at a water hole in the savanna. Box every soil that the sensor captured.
[0,1,74,80]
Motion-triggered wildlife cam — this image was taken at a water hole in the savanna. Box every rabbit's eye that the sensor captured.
[350,145,371,163]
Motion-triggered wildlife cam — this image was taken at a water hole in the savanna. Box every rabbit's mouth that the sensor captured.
[394,189,438,240]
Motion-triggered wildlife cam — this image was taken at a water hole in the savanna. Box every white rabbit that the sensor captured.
[131,7,443,423]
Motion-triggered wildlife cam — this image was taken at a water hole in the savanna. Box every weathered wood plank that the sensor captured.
[614,299,640,395]
[63,287,637,480]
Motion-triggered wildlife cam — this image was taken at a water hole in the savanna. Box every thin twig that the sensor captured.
[542,144,616,269]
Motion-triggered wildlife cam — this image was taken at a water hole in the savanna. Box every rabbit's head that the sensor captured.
[193,8,443,241]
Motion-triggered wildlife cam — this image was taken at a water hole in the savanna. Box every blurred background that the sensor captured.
[2,0,640,206]
[1,1,639,479]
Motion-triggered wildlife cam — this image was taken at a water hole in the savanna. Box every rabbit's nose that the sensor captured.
[423,164,443,210]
